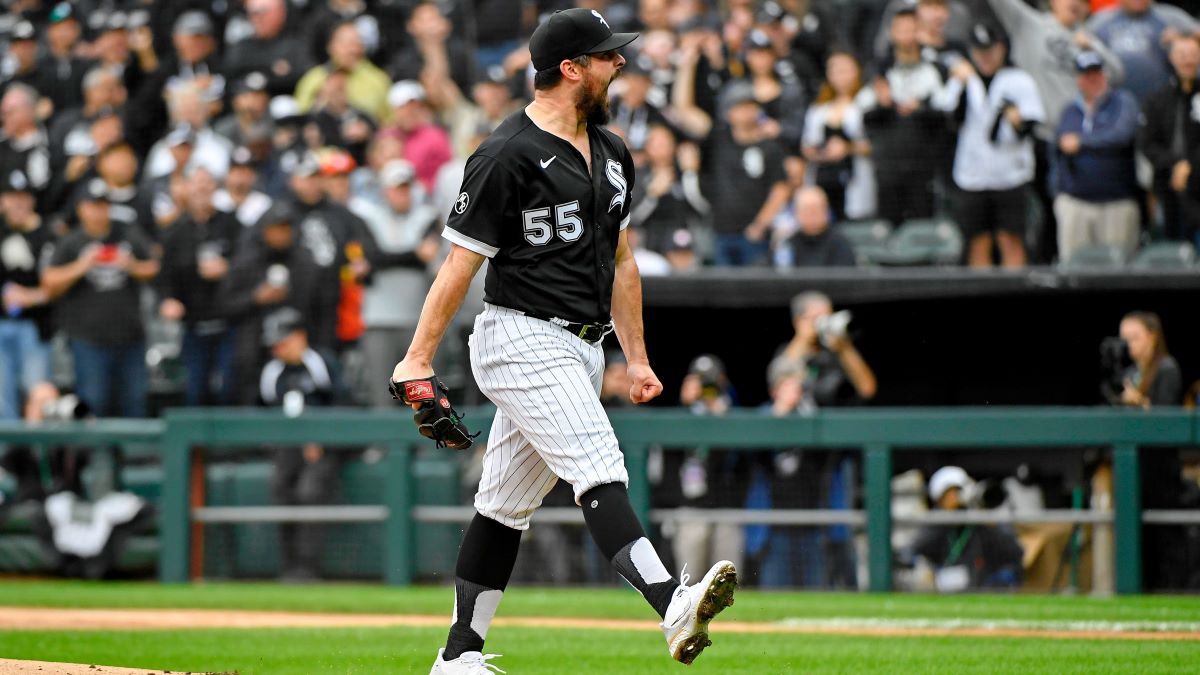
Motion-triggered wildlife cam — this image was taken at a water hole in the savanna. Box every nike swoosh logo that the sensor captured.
[540,156,557,169]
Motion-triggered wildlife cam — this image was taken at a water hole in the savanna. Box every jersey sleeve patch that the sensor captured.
[444,155,512,256]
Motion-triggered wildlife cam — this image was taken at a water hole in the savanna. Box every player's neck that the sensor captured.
[526,97,588,142]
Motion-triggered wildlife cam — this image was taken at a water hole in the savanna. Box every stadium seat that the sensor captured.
[837,219,893,265]
[1129,241,1196,270]
[876,218,963,266]
[1060,244,1125,270]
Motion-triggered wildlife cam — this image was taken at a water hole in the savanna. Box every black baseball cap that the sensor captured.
[969,23,1005,49]
[529,8,638,72]
[261,306,305,347]
[1075,50,1105,73]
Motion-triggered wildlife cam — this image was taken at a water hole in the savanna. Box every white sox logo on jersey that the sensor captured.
[605,159,626,213]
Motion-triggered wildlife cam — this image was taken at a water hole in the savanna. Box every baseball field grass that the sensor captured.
[1,580,1198,674]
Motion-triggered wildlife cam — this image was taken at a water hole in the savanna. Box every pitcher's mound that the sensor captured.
[0,659,231,674]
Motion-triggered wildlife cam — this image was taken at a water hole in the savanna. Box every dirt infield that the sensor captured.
[0,658,232,674]
[1,606,1198,642]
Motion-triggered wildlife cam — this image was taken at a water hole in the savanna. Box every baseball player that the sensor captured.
[389,8,737,673]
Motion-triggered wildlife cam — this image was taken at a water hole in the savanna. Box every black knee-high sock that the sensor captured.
[581,483,679,618]
[444,513,522,660]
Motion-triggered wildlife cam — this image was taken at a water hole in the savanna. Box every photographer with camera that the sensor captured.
[655,355,745,579]
[771,292,876,409]
[912,466,1024,591]
[1102,312,1183,409]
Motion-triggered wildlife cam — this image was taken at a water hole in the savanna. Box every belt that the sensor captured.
[525,311,614,344]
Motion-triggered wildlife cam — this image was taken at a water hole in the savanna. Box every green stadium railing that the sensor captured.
[5,408,1197,594]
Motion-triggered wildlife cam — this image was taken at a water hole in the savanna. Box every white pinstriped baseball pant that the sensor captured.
[468,303,629,530]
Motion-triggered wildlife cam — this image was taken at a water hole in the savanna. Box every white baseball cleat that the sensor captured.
[660,560,738,665]
[429,648,506,674]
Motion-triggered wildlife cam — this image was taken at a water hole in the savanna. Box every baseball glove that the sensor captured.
[389,375,478,449]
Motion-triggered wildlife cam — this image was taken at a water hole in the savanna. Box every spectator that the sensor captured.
[158,168,242,406]
[258,306,343,581]
[935,24,1044,268]
[1139,36,1200,243]
[913,466,1024,591]
[0,21,41,100]
[986,0,1124,137]
[662,227,701,274]
[43,179,159,417]
[307,70,377,164]
[1088,0,1199,103]
[83,142,149,238]
[730,29,808,154]
[220,202,331,405]
[802,51,876,221]
[0,84,52,205]
[858,7,946,225]
[382,80,453,192]
[872,0,975,62]
[770,291,877,407]
[691,81,792,266]
[214,73,274,149]
[914,0,969,69]
[305,0,386,67]
[284,152,379,352]
[223,0,313,97]
[1055,51,1141,264]
[764,0,835,96]
[774,186,858,268]
[47,66,127,203]
[38,2,90,119]
[142,126,197,234]
[144,83,234,181]
[294,21,392,125]
[628,226,672,277]
[1117,311,1182,408]
[349,159,439,408]
[392,0,476,110]
[0,170,54,420]
[628,125,709,253]
[608,56,673,154]
[214,146,274,229]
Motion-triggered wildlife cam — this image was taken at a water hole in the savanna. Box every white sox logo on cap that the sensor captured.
[591,9,609,28]
[455,192,470,214]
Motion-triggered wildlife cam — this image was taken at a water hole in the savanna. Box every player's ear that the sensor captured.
[561,59,583,82]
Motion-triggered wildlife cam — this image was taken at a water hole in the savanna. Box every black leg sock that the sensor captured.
[443,513,522,660]
[581,483,679,618]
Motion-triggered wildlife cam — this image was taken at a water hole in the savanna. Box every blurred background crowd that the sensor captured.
[2,0,1200,589]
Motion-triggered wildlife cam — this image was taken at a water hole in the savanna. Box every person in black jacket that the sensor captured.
[222,0,313,97]
[220,202,333,405]
[158,167,242,406]
[1116,311,1182,409]
[774,186,857,267]
[1139,37,1200,244]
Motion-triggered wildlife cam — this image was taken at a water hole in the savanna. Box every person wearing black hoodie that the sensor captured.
[158,167,242,406]
[219,202,333,405]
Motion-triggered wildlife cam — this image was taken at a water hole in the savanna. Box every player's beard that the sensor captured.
[575,70,611,126]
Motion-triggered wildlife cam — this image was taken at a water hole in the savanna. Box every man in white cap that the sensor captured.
[913,465,1024,591]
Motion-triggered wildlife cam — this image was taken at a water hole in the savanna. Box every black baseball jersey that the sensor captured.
[443,110,634,324]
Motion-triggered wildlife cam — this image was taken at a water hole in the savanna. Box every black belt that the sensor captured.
[524,311,614,344]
